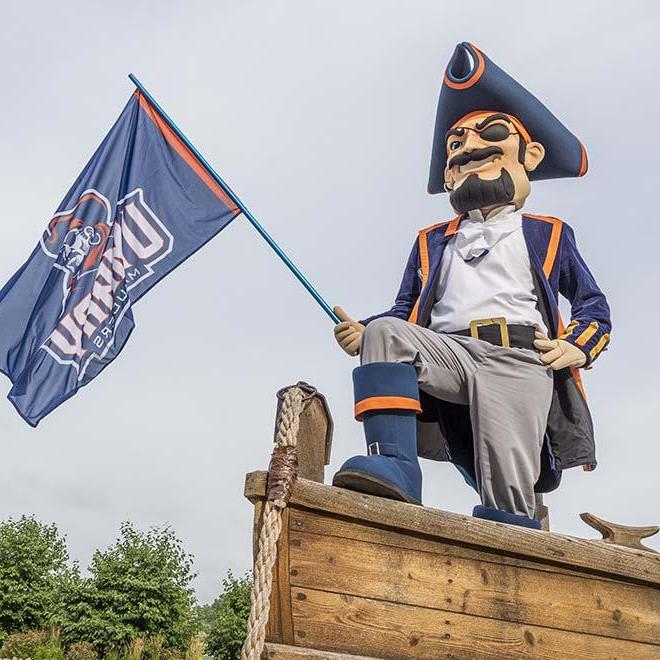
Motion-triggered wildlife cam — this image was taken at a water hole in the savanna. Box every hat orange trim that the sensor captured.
[443,44,485,90]
[577,140,588,177]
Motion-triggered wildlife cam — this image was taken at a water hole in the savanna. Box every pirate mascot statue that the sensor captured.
[332,42,611,530]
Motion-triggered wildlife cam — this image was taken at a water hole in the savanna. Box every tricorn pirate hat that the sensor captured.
[428,42,588,194]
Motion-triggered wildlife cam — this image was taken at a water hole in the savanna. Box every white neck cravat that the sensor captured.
[430,204,549,335]
[455,204,520,262]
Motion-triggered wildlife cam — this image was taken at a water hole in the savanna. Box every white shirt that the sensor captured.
[430,204,548,334]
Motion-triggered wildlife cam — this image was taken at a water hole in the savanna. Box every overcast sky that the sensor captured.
[1,0,658,603]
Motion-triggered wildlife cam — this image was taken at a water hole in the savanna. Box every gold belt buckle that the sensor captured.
[469,317,510,348]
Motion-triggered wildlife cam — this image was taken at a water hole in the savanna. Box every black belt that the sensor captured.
[453,318,536,350]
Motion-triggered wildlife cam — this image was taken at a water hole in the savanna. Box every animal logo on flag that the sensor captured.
[39,188,173,375]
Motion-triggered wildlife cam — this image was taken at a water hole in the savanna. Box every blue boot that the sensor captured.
[333,362,422,505]
[472,505,541,530]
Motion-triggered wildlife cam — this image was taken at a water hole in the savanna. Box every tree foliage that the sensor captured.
[205,572,252,660]
[0,516,240,658]
[0,516,72,644]
[57,522,199,655]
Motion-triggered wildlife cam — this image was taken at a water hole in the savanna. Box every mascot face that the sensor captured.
[443,112,545,214]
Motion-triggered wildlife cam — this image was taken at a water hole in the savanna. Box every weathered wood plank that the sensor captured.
[256,506,294,643]
[288,528,660,644]
[252,500,282,644]
[289,508,621,582]
[291,587,660,659]
[263,642,377,659]
[276,508,295,644]
[296,396,332,483]
[245,472,660,586]
[534,493,549,531]
[263,511,282,643]
[252,500,265,561]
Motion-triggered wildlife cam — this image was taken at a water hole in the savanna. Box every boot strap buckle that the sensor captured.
[367,442,380,456]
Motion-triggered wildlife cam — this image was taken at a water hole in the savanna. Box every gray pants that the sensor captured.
[360,317,553,518]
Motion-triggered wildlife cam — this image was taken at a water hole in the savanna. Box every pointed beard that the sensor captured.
[449,169,515,213]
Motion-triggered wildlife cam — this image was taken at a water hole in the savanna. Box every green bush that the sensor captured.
[0,518,233,660]
[205,572,252,660]
[33,636,65,660]
[159,649,185,660]
[66,641,98,660]
[0,629,66,659]
[140,635,164,659]
[57,523,199,655]
[0,517,73,644]
[1,628,50,657]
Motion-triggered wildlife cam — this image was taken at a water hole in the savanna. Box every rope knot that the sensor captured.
[267,445,298,505]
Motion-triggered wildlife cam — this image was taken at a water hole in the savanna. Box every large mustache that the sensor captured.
[447,146,504,170]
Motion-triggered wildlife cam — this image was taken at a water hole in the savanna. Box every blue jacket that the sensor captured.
[362,213,611,490]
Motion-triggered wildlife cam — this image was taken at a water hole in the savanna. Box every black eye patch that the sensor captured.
[479,123,511,142]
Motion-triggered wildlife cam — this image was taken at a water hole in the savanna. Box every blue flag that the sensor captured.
[0,92,241,426]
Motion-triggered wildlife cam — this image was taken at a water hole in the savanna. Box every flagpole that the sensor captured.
[128,73,340,325]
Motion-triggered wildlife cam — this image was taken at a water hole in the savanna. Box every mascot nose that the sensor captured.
[462,130,483,152]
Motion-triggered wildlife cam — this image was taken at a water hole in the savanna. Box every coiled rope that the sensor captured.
[241,386,305,660]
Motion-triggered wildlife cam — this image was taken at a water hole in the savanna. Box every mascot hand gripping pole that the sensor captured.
[332,43,611,530]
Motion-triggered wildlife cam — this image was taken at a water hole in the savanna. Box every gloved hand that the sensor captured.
[333,306,365,356]
[534,330,586,370]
